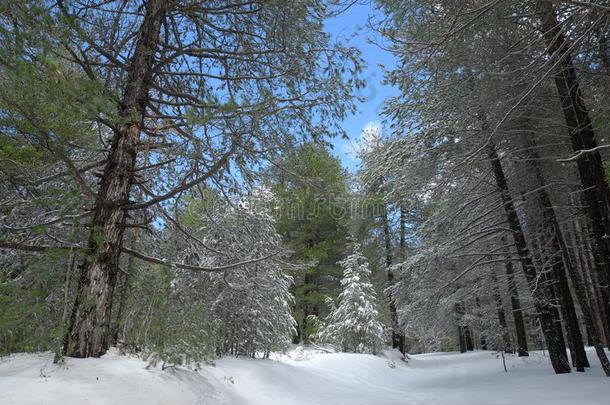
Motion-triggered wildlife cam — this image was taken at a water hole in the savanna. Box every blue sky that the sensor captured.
[323,1,398,172]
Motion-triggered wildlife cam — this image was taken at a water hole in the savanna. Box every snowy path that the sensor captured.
[206,348,610,405]
[1,348,609,404]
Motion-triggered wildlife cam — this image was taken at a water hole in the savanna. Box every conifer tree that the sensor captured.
[319,242,385,354]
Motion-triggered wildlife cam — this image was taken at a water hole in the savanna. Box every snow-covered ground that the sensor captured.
[1,347,609,405]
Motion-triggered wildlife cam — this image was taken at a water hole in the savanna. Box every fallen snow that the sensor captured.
[1,347,609,404]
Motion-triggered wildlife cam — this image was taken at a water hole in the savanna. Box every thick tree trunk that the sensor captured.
[551,258,588,371]
[487,141,570,373]
[537,0,610,345]
[64,0,166,358]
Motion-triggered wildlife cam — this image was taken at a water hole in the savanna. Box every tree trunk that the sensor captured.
[487,140,570,373]
[569,215,610,347]
[476,297,487,350]
[382,204,405,353]
[492,272,514,353]
[537,0,610,345]
[520,140,589,370]
[464,325,475,351]
[456,303,467,353]
[399,205,407,259]
[64,0,166,358]
[503,252,529,357]
[560,228,610,376]
[111,229,137,344]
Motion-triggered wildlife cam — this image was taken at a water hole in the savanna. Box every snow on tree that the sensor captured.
[174,187,296,358]
[319,242,385,354]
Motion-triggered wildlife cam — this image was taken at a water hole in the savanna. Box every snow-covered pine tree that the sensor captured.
[319,243,385,354]
[177,187,296,358]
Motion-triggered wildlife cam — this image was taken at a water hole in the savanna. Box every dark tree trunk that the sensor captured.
[476,297,487,350]
[492,272,514,353]
[560,230,610,376]
[575,216,610,347]
[520,140,589,370]
[504,257,529,356]
[487,141,570,373]
[570,216,610,347]
[64,0,166,358]
[399,205,407,258]
[382,204,406,353]
[538,0,610,345]
[398,205,408,353]
[456,303,467,353]
[464,326,475,351]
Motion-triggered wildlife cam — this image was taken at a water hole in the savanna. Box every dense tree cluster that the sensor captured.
[362,0,610,375]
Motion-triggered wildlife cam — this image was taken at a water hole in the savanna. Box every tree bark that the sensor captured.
[64,0,166,357]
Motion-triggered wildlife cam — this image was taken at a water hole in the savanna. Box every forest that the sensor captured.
[1,1,610,404]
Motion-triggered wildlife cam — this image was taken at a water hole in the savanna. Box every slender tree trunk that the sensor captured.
[111,229,137,344]
[382,204,405,353]
[560,228,610,376]
[64,0,166,358]
[398,204,408,353]
[487,140,570,373]
[575,215,610,346]
[569,216,610,347]
[456,303,467,353]
[399,205,407,258]
[464,325,474,351]
[476,297,487,350]
[503,253,529,357]
[492,272,514,353]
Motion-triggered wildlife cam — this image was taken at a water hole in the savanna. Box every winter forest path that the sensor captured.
[2,348,609,404]
[204,347,610,405]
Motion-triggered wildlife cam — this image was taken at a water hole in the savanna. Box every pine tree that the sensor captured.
[268,143,350,343]
[319,243,385,354]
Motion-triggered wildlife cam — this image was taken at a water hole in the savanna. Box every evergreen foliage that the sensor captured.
[319,242,385,354]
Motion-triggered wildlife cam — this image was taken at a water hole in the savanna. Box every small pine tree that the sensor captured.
[319,243,385,354]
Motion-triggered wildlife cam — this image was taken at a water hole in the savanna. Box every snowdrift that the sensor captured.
[1,347,609,404]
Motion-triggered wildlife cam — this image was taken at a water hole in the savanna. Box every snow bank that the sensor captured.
[1,347,609,404]
[0,349,234,405]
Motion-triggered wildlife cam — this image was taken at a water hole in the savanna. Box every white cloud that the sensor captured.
[344,121,383,158]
